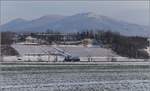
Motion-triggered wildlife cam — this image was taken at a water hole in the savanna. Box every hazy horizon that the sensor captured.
[1,1,149,26]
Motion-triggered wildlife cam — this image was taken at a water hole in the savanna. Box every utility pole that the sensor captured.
[48,52,51,62]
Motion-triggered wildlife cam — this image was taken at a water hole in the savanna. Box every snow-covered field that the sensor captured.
[8,44,120,62]
[1,43,148,62]
[1,44,147,62]
[1,64,150,91]
[0,44,147,62]
[2,56,66,62]
[12,44,117,57]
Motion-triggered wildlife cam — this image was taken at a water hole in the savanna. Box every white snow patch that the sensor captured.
[86,12,101,18]
[16,42,38,45]
[51,44,100,48]
[144,47,150,55]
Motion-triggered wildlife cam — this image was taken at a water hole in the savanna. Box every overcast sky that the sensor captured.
[1,1,149,26]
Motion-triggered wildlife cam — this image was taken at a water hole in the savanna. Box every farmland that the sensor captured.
[1,64,150,91]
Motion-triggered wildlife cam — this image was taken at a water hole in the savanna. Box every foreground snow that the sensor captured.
[1,65,150,91]
[1,80,150,91]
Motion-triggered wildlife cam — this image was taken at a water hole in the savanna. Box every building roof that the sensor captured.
[26,36,37,40]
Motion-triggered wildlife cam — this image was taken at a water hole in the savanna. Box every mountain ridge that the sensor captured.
[0,12,149,37]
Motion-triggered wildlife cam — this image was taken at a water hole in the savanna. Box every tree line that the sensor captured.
[1,30,149,59]
[1,32,19,56]
[32,30,149,59]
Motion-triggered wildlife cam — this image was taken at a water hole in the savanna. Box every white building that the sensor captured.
[25,36,38,43]
[17,36,39,45]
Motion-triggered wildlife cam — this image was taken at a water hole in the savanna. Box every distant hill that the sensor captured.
[0,15,65,32]
[0,12,149,37]
[0,18,28,31]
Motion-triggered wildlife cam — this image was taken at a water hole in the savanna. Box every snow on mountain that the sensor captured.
[0,12,149,37]
[51,12,149,36]
[51,12,117,32]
